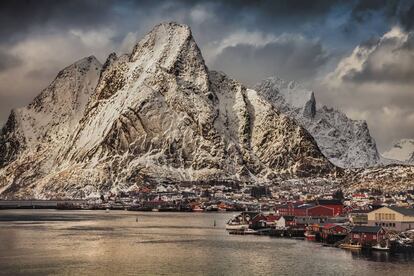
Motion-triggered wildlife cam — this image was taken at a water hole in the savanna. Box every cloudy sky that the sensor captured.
[0,0,413,152]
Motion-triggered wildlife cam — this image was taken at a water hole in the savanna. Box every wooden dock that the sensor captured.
[0,200,87,209]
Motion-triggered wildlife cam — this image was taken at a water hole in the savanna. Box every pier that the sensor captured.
[0,200,87,209]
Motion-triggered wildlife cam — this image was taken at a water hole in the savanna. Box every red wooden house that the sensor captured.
[349,226,386,246]
[275,199,344,218]
[250,213,280,229]
[321,223,348,242]
[275,202,312,216]
[315,199,344,216]
[306,205,335,217]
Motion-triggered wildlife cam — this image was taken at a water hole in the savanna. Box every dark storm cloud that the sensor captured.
[341,0,414,36]
[212,37,329,85]
[342,32,414,83]
[400,3,414,30]
[0,0,120,44]
[350,0,398,22]
[0,50,21,72]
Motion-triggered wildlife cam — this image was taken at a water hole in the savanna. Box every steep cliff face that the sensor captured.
[0,23,336,198]
[0,56,102,197]
[255,77,380,168]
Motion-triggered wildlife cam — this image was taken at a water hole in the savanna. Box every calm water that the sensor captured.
[1,210,414,275]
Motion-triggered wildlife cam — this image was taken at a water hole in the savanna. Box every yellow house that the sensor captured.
[367,206,414,232]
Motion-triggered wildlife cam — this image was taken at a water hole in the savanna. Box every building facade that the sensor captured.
[367,206,414,232]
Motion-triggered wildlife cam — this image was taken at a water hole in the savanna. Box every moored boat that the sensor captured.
[192,206,204,212]
[225,223,249,231]
[339,243,362,250]
[372,241,390,251]
[304,231,316,241]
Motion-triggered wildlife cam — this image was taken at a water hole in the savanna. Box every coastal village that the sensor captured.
[2,180,414,252]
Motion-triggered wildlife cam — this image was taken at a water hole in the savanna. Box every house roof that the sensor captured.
[308,205,333,210]
[348,209,371,214]
[265,214,280,222]
[323,223,341,229]
[316,199,343,205]
[387,206,414,217]
[351,226,382,233]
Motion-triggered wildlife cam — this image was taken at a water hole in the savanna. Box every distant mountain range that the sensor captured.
[0,23,412,199]
[254,77,380,168]
[382,139,414,164]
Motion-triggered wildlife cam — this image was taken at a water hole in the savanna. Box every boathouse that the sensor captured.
[321,224,348,243]
[349,226,386,246]
[250,213,280,229]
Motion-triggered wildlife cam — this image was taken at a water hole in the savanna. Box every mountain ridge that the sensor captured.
[0,22,338,198]
[254,76,380,168]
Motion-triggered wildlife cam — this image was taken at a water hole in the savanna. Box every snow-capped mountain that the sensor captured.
[0,56,102,197]
[254,77,380,168]
[0,23,337,198]
[382,139,414,163]
[0,56,101,168]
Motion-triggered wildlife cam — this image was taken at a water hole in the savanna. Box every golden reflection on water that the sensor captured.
[1,210,414,275]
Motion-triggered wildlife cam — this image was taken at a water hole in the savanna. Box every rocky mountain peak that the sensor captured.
[254,76,316,118]
[0,56,102,169]
[255,77,380,168]
[0,23,337,198]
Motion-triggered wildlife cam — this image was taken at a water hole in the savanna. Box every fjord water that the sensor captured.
[0,210,413,275]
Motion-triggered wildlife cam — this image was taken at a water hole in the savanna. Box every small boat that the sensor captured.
[339,243,362,250]
[225,223,249,231]
[151,208,159,212]
[205,205,218,212]
[243,228,258,235]
[372,242,390,251]
[304,231,316,241]
[192,206,204,212]
[228,228,258,235]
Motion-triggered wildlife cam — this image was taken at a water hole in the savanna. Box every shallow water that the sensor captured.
[0,210,414,275]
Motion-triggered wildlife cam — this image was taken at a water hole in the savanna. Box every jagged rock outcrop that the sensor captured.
[0,23,337,198]
[409,153,414,164]
[255,77,380,168]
